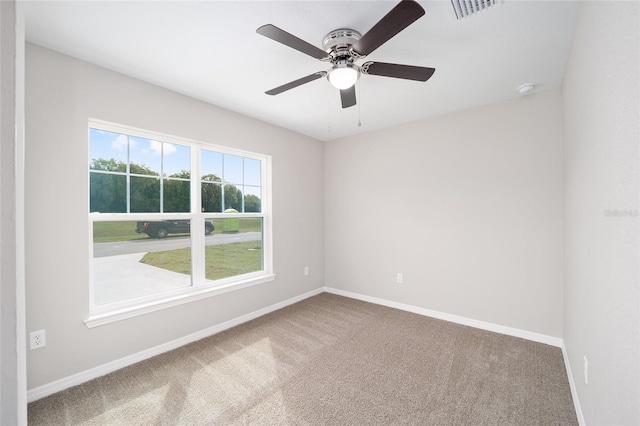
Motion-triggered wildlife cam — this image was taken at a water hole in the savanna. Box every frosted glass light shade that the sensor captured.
[328,66,359,90]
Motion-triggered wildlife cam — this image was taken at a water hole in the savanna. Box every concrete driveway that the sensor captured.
[93,252,192,306]
[92,232,262,306]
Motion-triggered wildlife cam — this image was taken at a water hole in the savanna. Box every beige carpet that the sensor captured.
[28,293,577,425]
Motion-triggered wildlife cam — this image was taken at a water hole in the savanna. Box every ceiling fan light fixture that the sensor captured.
[328,63,359,90]
[257,0,433,108]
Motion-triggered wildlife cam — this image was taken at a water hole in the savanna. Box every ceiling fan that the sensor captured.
[256,0,435,109]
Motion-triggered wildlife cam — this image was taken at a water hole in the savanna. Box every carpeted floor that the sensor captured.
[28,293,577,425]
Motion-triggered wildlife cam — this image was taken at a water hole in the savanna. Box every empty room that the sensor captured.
[0,0,638,424]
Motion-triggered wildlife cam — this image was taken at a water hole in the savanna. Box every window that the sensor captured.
[87,120,273,327]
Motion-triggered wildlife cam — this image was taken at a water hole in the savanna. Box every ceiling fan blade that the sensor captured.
[257,24,331,61]
[265,72,326,96]
[340,86,357,109]
[351,0,425,57]
[361,61,435,81]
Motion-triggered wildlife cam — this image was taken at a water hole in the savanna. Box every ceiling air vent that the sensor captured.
[451,0,496,19]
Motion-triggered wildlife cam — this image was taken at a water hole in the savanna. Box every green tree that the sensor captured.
[90,158,159,176]
[90,158,126,173]
[167,170,190,179]
[224,185,243,211]
[164,170,191,212]
[202,174,222,212]
[90,173,126,213]
[130,162,159,176]
[130,176,159,212]
[90,158,160,213]
[244,194,261,213]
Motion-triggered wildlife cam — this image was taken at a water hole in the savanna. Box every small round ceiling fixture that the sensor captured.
[517,83,535,95]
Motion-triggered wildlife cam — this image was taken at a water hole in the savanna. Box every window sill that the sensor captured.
[84,273,277,328]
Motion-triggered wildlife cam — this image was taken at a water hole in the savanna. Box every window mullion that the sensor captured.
[221,155,226,212]
[126,135,131,213]
[160,142,164,213]
[241,158,245,213]
[191,147,205,287]
[262,156,272,274]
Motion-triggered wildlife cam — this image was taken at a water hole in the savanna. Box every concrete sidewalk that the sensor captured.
[93,253,191,306]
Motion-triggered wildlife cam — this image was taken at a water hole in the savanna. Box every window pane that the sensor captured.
[201,149,223,180]
[130,176,160,213]
[129,136,161,176]
[223,154,243,184]
[204,218,263,282]
[224,184,242,211]
[163,143,191,177]
[244,158,261,186]
[89,128,127,170]
[90,172,126,213]
[92,220,192,305]
[244,186,262,213]
[163,179,190,213]
[202,181,222,212]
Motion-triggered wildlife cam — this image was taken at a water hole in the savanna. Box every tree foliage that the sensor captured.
[90,158,159,176]
[90,159,261,214]
[169,170,191,180]
[90,173,126,213]
[224,185,243,211]
[163,178,190,212]
[244,194,261,213]
[90,158,126,173]
[201,174,222,213]
[130,176,160,212]
[130,163,159,176]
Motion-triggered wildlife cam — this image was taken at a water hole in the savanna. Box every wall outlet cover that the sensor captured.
[30,330,46,350]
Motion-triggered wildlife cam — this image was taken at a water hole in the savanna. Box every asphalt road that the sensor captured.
[93,232,261,258]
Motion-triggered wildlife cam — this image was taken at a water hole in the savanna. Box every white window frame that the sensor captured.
[85,119,274,328]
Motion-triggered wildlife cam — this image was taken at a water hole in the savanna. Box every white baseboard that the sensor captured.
[27,287,324,402]
[561,342,586,425]
[323,287,563,347]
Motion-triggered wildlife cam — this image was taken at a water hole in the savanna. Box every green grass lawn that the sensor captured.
[93,218,262,244]
[210,218,262,234]
[93,221,148,243]
[139,241,262,281]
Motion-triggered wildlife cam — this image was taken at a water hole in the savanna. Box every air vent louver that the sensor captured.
[451,0,496,19]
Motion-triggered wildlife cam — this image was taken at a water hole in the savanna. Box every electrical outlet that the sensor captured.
[583,356,588,384]
[397,273,403,284]
[30,330,46,350]
[304,266,309,276]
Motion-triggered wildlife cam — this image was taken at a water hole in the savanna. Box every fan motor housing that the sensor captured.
[323,29,361,60]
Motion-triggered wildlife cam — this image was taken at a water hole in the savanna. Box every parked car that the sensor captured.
[135,220,214,238]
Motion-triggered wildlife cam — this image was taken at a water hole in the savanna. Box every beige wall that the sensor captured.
[25,43,324,390]
[325,90,564,338]
[563,1,639,424]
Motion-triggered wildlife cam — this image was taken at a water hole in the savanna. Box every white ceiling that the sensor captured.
[23,0,579,141]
